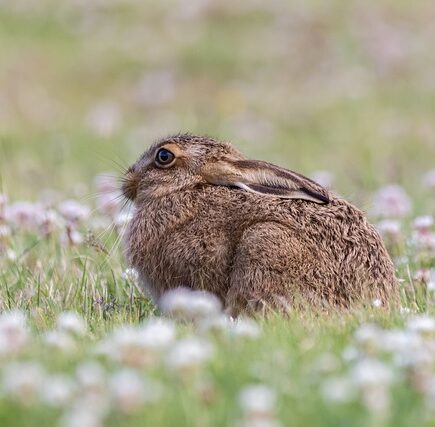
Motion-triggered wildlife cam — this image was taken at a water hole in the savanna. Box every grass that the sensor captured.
[1,0,435,426]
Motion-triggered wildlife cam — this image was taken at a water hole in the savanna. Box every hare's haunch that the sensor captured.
[122,134,398,315]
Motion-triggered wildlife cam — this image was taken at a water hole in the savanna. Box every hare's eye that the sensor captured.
[155,148,175,167]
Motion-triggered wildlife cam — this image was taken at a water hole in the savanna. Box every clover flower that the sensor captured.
[61,408,104,427]
[41,374,76,407]
[43,330,77,352]
[57,311,87,336]
[5,202,45,230]
[39,209,63,237]
[97,319,176,368]
[2,362,45,405]
[0,310,29,356]
[351,358,393,416]
[58,200,90,224]
[230,317,262,339]
[160,287,222,321]
[109,369,162,414]
[166,337,214,375]
[121,268,139,285]
[372,185,411,218]
[377,219,402,243]
[239,384,278,420]
[407,315,435,337]
[321,376,356,403]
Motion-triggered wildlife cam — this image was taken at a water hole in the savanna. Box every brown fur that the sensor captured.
[122,134,399,315]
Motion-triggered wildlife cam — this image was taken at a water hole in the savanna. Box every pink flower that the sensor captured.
[377,220,402,243]
[58,200,90,224]
[5,202,45,230]
[372,185,411,218]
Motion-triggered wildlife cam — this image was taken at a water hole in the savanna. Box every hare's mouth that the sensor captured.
[121,169,139,201]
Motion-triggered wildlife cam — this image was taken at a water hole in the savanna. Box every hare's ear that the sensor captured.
[202,159,329,204]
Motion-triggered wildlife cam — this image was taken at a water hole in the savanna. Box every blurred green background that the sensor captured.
[1,0,434,207]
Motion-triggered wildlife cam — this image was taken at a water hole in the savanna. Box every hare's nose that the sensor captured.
[121,168,139,201]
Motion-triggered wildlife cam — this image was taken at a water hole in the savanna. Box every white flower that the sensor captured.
[412,232,435,251]
[160,287,222,321]
[413,215,434,232]
[239,384,277,418]
[239,419,282,427]
[109,369,145,414]
[58,200,90,223]
[109,369,161,414]
[342,346,360,363]
[140,318,177,350]
[97,319,175,367]
[372,299,382,308]
[0,310,29,355]
[166,337,214,374]
[57,311,87,336]
[380,329,421,354]
[43,330,77,352]
[74,362,109,414]
[354,324,383,349]
[407,315,435,336]
[313,353,340,374]
[377,219,401,241]
[76,361,106,395]
[230,318,261,339]
[372,185,411,218]
[2,362,45,404]
[41,375,76,407]
[321,376,356,403]
[61,409,103,427]
[199,315,233,335]
[351,359,393,388]
[121,268,139,285]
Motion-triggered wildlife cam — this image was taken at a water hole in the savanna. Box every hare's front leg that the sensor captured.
[225,222,313,316]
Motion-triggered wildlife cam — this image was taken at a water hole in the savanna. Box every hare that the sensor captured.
[122,134,398,315]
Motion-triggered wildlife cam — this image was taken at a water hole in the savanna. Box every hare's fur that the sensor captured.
[123,134,398,314]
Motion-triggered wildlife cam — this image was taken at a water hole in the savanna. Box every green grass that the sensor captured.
[1,0,435,425]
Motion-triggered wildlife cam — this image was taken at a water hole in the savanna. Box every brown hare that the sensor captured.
[122,134,398,315]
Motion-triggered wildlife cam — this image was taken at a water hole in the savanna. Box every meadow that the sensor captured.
[1,0,435,426]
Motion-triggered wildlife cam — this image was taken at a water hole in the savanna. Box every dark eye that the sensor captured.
[155,148,175,167]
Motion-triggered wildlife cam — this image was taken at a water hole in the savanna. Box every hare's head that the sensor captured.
[122,134,329,204]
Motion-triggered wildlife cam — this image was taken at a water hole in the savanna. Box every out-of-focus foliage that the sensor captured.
[1,0,434,204]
